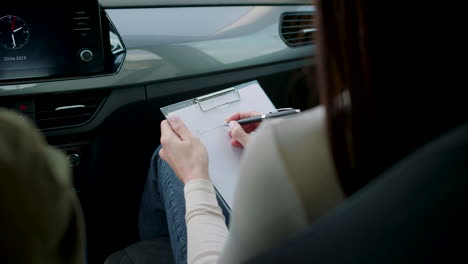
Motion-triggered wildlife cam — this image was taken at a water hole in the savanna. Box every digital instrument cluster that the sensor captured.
[0,0,106,81]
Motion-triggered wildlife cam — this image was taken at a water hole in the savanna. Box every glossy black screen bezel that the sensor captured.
[0,0,106,82]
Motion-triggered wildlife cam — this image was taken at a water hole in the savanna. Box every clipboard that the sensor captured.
[160,81,277,209]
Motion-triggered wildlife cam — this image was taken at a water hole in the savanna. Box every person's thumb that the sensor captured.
[167,113,192,140]
[229,121,250,147]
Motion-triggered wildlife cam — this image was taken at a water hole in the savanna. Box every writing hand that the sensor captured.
[225,111,261,148]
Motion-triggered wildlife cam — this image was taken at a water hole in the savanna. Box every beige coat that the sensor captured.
[185,106,345,263]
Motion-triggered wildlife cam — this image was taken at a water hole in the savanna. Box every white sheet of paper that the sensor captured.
[167,82,276,207]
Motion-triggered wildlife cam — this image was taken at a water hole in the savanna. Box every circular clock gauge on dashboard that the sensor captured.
[0,15,30,50]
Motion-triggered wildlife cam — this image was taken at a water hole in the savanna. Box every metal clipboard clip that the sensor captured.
[194,88,241,112]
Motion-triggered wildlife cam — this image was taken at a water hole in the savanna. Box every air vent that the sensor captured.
[280,12,316,47]
[35,90,108,130]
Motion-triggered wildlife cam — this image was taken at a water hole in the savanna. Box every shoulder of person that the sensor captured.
[252,105,330,175]
[261,106,327,150]
[253,106,345,222]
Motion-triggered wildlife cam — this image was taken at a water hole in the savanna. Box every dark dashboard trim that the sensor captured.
[145,57,313,96]
[43,58,313,137]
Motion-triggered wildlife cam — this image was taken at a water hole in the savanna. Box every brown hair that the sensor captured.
[316,0,466,195]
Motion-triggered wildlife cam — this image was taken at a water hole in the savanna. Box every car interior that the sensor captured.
[1,1,466,264]
[1,1,318,263]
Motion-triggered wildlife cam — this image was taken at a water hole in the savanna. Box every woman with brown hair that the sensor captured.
[139,1,466,264]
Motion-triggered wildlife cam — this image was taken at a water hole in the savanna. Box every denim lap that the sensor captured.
[158,155,188,264]
[139,146,230,264]
[139,146,188,264]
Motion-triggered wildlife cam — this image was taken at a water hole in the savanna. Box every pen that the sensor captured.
[231,108,301,126]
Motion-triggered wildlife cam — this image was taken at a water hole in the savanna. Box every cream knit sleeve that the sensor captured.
[184,179,229,264]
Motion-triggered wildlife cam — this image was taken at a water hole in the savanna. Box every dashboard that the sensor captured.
[0,5,314,95]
